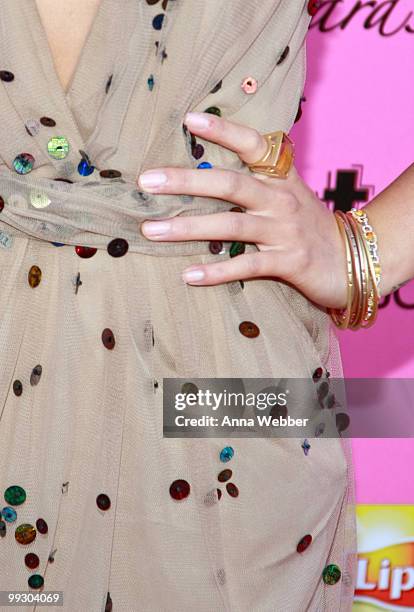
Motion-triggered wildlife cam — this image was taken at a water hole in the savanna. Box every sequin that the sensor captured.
[15,523,36,545]
[0,70,14,82]
[13,153,35,174]
[322,564,341,585]
[28,574,44,589]
[75,245,97,259]
[226,482,239,497]
[0,520,6,537]
[317,381,329,401]
[229,242,245,257]
[230,206,244,213]
[210,80,222,94]
[204,106,222,117]
[102,329,116,350]
[152,14,164,30]
[40,116,56,127]
[307,0,321,16]
[100,169,122,179]
[239,321,260,338]
[36,518,48,534]
[30,190,51,209]
[301,439,311,455]
[315,423,325,437]
[78,158,95,176]
[1,507,17,522]
[147,75,155,91]
[312,367,323,381]
[105,592,113,612]
[217,488,222,500]
[4,485,26,506]
[209,241,223,255]
[276,46,290,65]
[197,162,212,169]
[181,382,198,395]
[0,196,4,212]
[192,143,204,159]
[25,553,40,569]
[96,493,111,511]
[219,446,234,463]
[13,380,23,396]
[107,238,129,257]
[269,404,288,420]
[336,413,350,433]
[326,393,336,409]
[51,242,65,247]
[169,479,190,500]
[241,77,258,94]
[105,74,113,94]
[47,136,70,160]
[25,119,41,136]
[217,469,232,482]
[28,265,42,288]
[297,534,312,553]
[0,229,13,248]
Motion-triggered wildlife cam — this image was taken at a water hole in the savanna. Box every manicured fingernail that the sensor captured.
[184,112,211,130]
[139,171,168,190]
[182,268,205,282]
[142,221,171,236]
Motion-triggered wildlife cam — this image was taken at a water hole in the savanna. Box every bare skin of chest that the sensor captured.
[35,0,102,92]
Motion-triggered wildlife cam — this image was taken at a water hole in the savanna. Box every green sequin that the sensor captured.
[4,485,26,506]
[204,106,221,117]
[28,574,44,589]
[229,242,245,258]
[47,136,70,160]
[322,564,341,585]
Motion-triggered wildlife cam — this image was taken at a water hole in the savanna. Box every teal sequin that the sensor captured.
[1,506,17,522]
[13,153,34,174]
[220,446,234,463]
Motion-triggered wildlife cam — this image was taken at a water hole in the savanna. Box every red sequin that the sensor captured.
[169,479,190,500]
[297,534,312,553]
[75,246,97,259]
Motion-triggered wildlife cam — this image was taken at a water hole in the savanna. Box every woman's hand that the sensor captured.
[138,111,348,310]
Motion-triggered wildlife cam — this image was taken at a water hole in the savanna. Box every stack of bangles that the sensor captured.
[327,208,382,330]
[245,130,381,331]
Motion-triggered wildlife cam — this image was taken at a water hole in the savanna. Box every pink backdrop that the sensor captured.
[291,0,414,504]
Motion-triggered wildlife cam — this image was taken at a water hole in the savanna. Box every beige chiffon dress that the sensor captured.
[0,0,357,610]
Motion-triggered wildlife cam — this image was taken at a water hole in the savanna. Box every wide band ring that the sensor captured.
[247,131,295,179]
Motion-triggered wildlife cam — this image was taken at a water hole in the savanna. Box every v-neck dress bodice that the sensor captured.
[0,2,357,611]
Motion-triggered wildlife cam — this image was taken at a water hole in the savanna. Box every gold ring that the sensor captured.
[247,131,295,179]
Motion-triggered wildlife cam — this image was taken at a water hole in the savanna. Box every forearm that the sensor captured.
[363,162,414,296]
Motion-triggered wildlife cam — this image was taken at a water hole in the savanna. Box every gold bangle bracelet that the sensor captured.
[347,213,379,328]
[328,213,354,329]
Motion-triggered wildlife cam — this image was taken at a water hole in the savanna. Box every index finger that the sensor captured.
[183,112,268,165]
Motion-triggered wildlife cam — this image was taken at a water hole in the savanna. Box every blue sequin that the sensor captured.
[152,14,164,30]
[78,159,95,177]
[51,242,65,247]
[197,162,212,169]
[302,439,311,456]
[147,75,155,91]
[1,507,17,522]
[220,446,234,463]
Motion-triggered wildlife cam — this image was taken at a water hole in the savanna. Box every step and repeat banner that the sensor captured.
[291,1,414,609]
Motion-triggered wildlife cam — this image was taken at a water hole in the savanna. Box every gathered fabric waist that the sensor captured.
[0,171,238,257]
